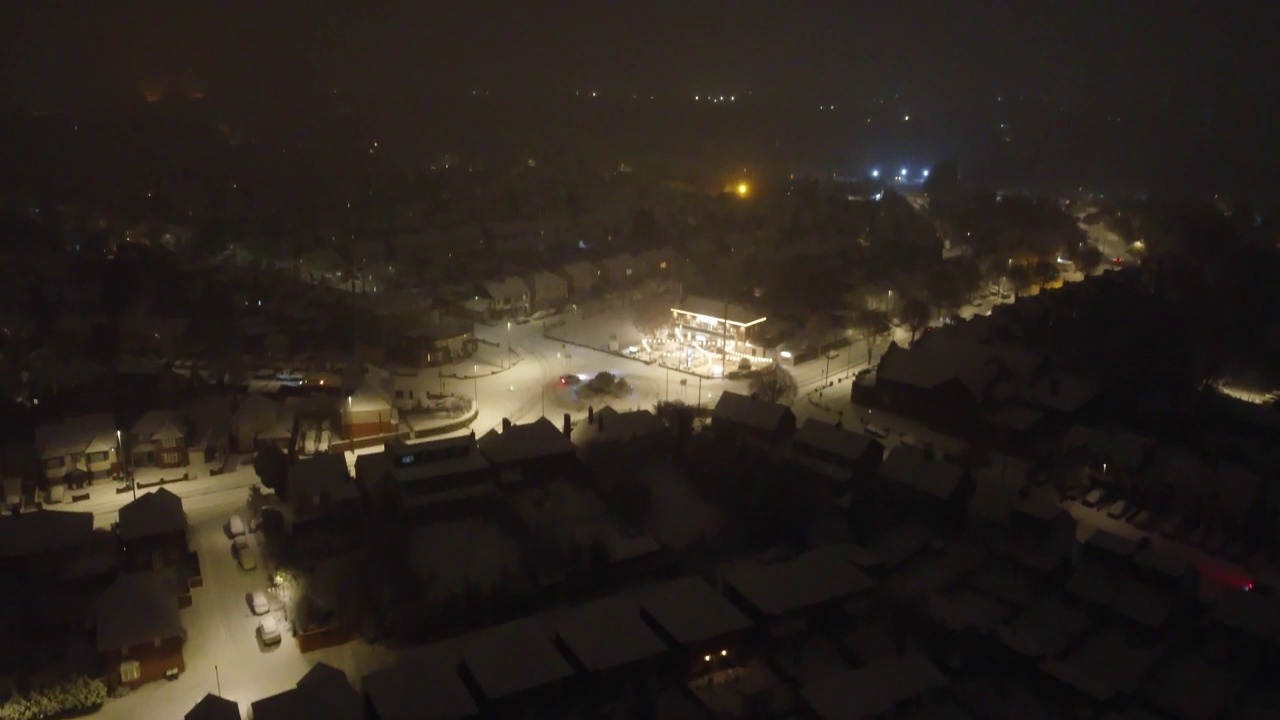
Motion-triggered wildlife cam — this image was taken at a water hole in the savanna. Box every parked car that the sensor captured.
[258,615,281,646]
[232,535,250,552]
[1082,488,1108,508]
[1105,499,1135,520]
[247,592,269,615]
[237,546,258,571]
[226,515,246,538]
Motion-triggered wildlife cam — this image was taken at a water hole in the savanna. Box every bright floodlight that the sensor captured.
[922,169,930,178]
[900,167,908,177]
[736,182,749,197]
[871,169,880,178]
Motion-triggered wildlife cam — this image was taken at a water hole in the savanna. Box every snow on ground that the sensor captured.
[409,519,523,602]
[640,464,723,549]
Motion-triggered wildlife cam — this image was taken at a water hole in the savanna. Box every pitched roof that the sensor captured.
[801,654,949,719]
[95,572,183,651]
[34,413,118,459]
[252,663,361,720]
[477,417,574,465]
[793,419,877,462]
[0,509,94,559]
[185,694,241,720]
[458,618,574,701]
[636,576,752,646]
[671,296,765,325]
[131,409,186,440]
[546,595,667,673]
[878,446,966,500]
[363,642,477,720]
[288,454,356,501]
[572,408,666,446]
[481,276,529,302]
[719,547,875,617]
[118,488,187,540]
[876,337,1004,396]
[712,391,793,433]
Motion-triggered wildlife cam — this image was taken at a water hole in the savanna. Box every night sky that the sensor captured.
[2,1,1277,191]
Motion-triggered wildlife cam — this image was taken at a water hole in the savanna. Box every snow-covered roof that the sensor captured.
[185,694,240,720]
[885,543,987,597]
[35,413,118,460]
[875,336,1003,396]
[560,261,600,283]
[997,598,1091,659]
[1142,651,1241,720]
[0,510,94,559]
[458,618,574,701]
[712,391,793,433]
[571,407,666,446]
[233,393,280,429]
[288,454,357,502]
[636,576,753,646]
[545,595,667,673]
[95,572,183,651]
[1040,628,1161,702]
[793,419,878,463]
[477,417,574,465]
[878,446,966,500]
[671,296,765,325]
[117,488,187,540]
[363,642,477,720]
[800,654,949,719]
[481,276,530,302]
[130,409,186,441]
[719,547,874,618]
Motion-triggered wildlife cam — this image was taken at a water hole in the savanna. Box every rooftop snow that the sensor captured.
[793,419,877,462]
[712,391,792,433]
[571,407,666,446]
[800,654,949,719]
[35,412,118,460]
[95,572,183,651]
[719,547,875,617]
[458,618,574,701]
[477,416,574,465]
[130,409,186,441]
[636,576,753,646]
[117,487,187,540]
[878,445,966,500]
[545,595,667,673]
[671,296,765,326]
[363,642,477,720]
[185,693,241,720]
[0,509,94,559]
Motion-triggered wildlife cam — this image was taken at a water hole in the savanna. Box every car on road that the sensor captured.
[247,591,269,615]
[236,546,258,571]
[624,345,639,355]
[258,615,281,646]
[226,515,245,537]
[558,374,582,387]
[514,316,531,325]
[1105,499,1135,520]
[1082,487,1108,508]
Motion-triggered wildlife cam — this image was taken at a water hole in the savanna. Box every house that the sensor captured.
[861,338,1006,436]
[128,410,189,469]
[341,389,396,442]
[250,662,361,720]
[559,261,601,299]
[117,488,188,571]
[635,576,754,677]
[284,454,359,532]
[719,546,875,636]
[635,245,681,281]
[402,313,476,366]
[457,618,576,718]
[184,395,233,464]
[1038,627,1162,707]
[231,394,292,452]
[34,413,120,484]
[877,445,974,523]
[790,419,884,487]
[670,296,769,350]
[598,252,637,289]
[711,391,796,455]
[478,417,577,487]
[185,693,241,720]
[95,572,185,689]
[481,276,531,317]
[527,271,569,312]
[363,641,480,720]
[0,509,94,574]
[800,654,950,719]
[570,407,669,457]
[545,595,667,702]
[358,434,495,518]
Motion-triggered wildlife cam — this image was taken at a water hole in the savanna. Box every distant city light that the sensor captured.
[903,114,910,121]
[870,169,880,178]
[922,169,930,178]
[900,167,908,177]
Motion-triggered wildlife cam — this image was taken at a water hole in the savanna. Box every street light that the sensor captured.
[473,364,479,411]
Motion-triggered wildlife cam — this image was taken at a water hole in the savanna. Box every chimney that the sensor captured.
[563,413,571,437]
[502,418,511,431]
[587,406,595,424]
[469,429,476,441]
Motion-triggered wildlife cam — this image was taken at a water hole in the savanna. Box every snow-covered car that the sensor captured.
[247,591,269,615]
[226,515,246,537]
[1082,488,1108,508]
[258,615,281,646]
[236,546,258,571]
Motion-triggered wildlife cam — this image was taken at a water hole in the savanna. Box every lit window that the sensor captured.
[659,261,667,269]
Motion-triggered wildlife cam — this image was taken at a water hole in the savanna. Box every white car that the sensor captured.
[247,591,269,615]
[226,515,246,538]
[237,547,258,571]
[258,616,281,646]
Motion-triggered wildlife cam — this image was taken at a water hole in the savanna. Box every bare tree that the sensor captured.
[749,364,798,404]
[897,297,932,342]
[852,308,892,364]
